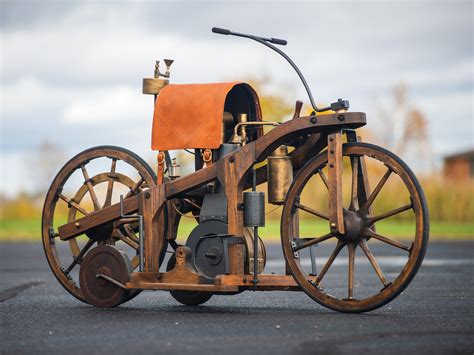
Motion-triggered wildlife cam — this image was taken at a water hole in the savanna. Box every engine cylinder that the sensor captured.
[243,191,265,227]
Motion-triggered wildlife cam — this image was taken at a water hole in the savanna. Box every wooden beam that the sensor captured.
[141,185,166,273]
[327,131,345,234]
[58,195,139,241]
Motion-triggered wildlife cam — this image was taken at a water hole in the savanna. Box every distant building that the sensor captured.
[443,150,474,181]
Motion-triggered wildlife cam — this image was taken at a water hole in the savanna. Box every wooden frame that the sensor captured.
[57,112,366,291]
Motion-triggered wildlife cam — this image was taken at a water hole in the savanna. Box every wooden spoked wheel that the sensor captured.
[281,142,429,313]
[42,146,167,304]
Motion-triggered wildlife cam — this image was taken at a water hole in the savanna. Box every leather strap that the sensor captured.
[157,151,166,184]
[202,148,213,167]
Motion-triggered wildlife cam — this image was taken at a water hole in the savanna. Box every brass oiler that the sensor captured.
[142,59,174,95]
[267,145,293,205]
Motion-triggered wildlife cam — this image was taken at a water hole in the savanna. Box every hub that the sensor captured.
[86,222,114,242]
[339,210,365,242]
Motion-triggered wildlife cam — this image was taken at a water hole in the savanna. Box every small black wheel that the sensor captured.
[166,255,213,306]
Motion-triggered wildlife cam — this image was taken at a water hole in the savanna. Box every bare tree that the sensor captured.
[375,83,434,174]
[28,141,67,195]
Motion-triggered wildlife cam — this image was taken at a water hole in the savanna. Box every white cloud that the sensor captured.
[0,1,473,196]
[61,86,149,124]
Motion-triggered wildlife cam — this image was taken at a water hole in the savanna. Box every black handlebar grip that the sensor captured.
[212,27,231,35]
[271,37,287,46]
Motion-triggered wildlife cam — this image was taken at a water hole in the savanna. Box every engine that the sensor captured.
[184,189,266,280]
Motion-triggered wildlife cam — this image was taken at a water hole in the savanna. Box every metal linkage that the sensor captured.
[120,195,145,272]
[96,273,127,289]
[253,168,259,288]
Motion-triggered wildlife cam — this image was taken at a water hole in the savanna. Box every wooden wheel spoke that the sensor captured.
[81,165,101,210]
[359,168,392,213]
[293,233,334,251]
[295,203,329,220]
[368,203,413,224]
[349,156,359,211]
[318,169,329,190]
[123,224,140,243]
[125,176,145,198]
[113,230,139,250]
[103,158,117,207]
[315,240,345,284]
[58,194,89,216]
[64,238,94,275]
[366,229,411,252]
[359,239,389,286]
[347,243,356,300]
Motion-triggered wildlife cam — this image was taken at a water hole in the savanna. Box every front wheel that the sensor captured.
[281,142,429,313]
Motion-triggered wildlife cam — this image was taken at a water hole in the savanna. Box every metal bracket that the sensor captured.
[330,99,350,112]
[48,227,56,245]
[120,195,145,272]
[291,241,300,259]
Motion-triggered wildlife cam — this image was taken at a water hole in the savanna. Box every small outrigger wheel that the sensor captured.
[166,255,213,306]
[42,146,168,304]
[79,245,132,308]
[281,142,429,313]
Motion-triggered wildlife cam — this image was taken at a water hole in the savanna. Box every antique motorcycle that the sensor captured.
[42,27,429,313]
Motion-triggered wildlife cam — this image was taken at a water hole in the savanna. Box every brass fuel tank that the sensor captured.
[267,145,293,205]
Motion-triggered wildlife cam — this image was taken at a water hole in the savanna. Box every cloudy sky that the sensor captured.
[1,0,473,196]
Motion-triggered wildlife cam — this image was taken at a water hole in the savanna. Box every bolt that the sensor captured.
[310,116,317,124]
[338,115,345,122]
[330,223,336,228]
[75,222,80,228]
[145,191,151,199]
[229,156,235,163]
[330,149,334,154]
[329,137,334,142]
[329,163,334,168]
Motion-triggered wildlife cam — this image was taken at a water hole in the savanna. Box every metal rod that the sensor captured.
[252,167,259,288]
[138,215,144,272]
[96,274,127,289]
[309,245,317,276]
[64,238,94,275]
[120,195,144,272]
[223,237,230,274]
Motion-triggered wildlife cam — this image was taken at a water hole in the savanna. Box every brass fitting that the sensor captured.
[142,59,174,95]
[229,120,279,145]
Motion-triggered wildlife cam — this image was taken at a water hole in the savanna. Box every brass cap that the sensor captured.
[271,145,289,157]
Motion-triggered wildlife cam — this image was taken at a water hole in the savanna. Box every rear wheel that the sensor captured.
[281,142,429,313]
[42,146,168,304]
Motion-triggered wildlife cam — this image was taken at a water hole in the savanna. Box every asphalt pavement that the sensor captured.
[1,240,473,354]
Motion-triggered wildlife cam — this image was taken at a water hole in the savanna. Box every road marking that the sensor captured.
[0,281,43,302]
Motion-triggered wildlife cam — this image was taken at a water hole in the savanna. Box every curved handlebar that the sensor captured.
[211,27,349,113]
[212,27,287,46]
